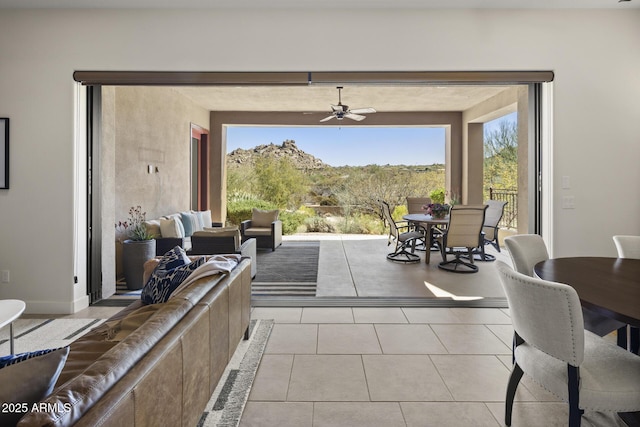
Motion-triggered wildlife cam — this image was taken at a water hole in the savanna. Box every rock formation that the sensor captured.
[227,140,328,169]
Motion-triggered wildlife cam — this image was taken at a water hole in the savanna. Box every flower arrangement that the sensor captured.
[115,206,155,242]
[423,203,450,219]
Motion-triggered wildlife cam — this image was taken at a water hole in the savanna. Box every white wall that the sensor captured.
[0,8,638,313]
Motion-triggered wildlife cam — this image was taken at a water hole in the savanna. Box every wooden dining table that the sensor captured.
[535,257,640,426]
[402,213,448,264]
[533,257,640,328]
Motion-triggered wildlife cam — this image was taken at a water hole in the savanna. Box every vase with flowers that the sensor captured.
[117,206,156,290]
[423,203,450,220]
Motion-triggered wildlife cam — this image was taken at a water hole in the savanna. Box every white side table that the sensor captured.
[0,299,26,355]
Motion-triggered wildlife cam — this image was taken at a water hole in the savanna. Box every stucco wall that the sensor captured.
[102,86,209,294]
[0,8,638,313]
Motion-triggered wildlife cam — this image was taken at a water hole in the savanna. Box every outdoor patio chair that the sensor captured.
[240,208,282,251]
[406,197,431,214]
[406,197,432,250]
[435,204,487,273]
[496,261,640,427]
[381,201,425,263]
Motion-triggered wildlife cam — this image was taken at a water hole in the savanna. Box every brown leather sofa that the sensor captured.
[18,258,252,427]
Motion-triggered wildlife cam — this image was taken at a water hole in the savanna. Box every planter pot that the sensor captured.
[122,239,156,290]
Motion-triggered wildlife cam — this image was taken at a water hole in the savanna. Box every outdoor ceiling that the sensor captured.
[0,0,636,8]
[172,85,516,113]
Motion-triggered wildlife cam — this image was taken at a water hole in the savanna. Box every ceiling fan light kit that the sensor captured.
[320,86,376,122]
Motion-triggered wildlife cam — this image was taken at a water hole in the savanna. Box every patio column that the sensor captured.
[465,123,484,204]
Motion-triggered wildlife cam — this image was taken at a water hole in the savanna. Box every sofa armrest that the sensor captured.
[239,238,257,278]
[271,220,283,249]
[155,237,185,256]
[240,219,252,235]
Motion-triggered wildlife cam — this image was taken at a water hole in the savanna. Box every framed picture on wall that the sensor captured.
[0,118,8,189]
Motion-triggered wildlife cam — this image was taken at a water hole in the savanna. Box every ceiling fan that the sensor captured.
[319,86,376,122]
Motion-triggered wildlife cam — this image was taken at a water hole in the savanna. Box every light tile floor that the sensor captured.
[242,306,625,427]
[29,235,629,427]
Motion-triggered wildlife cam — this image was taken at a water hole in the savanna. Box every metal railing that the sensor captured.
[489,187,517,229]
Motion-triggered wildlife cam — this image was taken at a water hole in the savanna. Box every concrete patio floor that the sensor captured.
[256,234,511,308]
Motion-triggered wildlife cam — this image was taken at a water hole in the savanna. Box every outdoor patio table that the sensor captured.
[402,213,448,264]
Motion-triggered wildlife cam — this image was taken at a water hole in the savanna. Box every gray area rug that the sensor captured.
[253,241,319,296]
[0,318,106,354]
[198,319,273,427]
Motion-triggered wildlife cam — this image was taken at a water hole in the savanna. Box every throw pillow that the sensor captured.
[180,212,199,237]
[191,210,205,232]
[144,220,161,239]
[251,208,279,227]
[198,210,212,228]
[159,217,184,238]
[155,246,191,272]
[0,346,70,426]
[141,257,205,304]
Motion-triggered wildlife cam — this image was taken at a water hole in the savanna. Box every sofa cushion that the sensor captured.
[198,210,212,228]
[251,208,279,227]
[243,227,273,236]
[180,212,199,237]
[141,257,205,305]
[0,347,70,426]
[160,217,184,238]
[144,219,162,239]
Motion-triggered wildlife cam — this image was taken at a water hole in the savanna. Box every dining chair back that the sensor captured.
[503,234,549,276]
[406,197,431,214]
[436,204,487,273]
[613,235,640,259]
[496,261,640,427]
[612,235,640,353]
[482,200,507,252]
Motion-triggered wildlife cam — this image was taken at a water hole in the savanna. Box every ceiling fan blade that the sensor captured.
[349,107,376,115]
[345,113,366,121]
[319,115,335,122]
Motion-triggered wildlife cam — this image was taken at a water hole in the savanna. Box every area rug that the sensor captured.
[0,318,106,354]
[198,319,273,427]
[253,241,319,297]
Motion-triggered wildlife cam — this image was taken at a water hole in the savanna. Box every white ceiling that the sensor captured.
[172,85,516,113]
[0,0,636,8]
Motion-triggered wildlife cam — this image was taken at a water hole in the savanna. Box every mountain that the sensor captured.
[227,140,329,169]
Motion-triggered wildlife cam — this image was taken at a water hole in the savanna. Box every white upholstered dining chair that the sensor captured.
[505,234,626,341]
[613,235,640,259]
[613,235,640,353]
[503,234,549,277]
[496,261,640,427]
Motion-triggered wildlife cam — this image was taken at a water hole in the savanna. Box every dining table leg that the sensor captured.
[425,227,432,264]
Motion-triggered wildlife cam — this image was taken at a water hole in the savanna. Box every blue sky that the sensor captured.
[226,112,516,167]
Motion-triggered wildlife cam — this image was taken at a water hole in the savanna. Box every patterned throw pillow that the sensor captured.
[141,257,205,305]
[156,246,191,271]
[0,347,70,426]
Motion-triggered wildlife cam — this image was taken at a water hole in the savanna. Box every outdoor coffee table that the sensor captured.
[0,299,26,355]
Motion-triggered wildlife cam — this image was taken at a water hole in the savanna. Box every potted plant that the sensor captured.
[423,203,451,220]
[116,206,156,290]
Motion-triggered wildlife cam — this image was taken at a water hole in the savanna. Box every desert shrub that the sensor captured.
[391,204,408,222]
[279,209,311,235]
[304,216,336,233]
[226,196,277,226]
[339,213,385,235]
[429,188,446,204]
